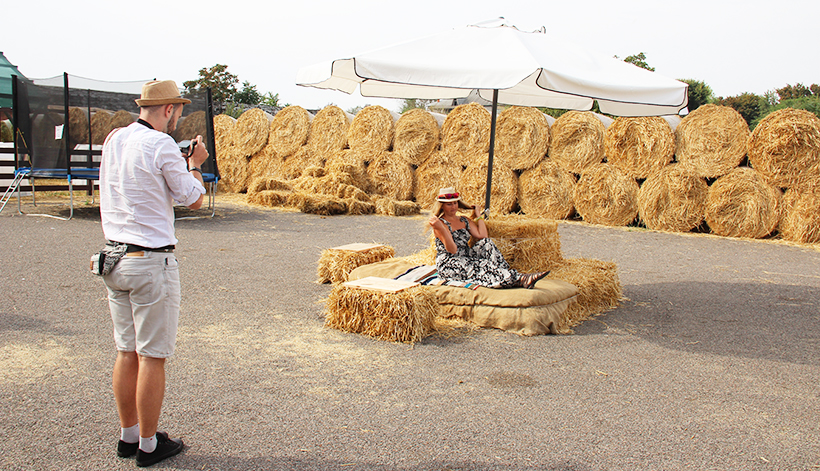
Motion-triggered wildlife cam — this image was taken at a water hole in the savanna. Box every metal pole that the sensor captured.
[483,89,499,219]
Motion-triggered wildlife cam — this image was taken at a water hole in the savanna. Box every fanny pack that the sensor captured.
[89,241,128,276]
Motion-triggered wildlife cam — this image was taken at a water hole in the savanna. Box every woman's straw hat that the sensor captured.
[436,187,462,202]
[135,80,192,106]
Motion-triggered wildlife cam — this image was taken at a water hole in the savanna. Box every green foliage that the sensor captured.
[716,92,764,126]
[679,79,714,112]
[183,64,239,104]
[538,108,569,119]
[261,92,281,107]
[751,96,820,128]
[399,98,435,113]
[222,102,244,119]
[776,83,817,100]
[621,52,655,71]
[347,105,367,115]
[234,81,261,105]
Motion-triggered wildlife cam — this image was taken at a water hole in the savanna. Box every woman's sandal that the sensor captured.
[522,271,550,289]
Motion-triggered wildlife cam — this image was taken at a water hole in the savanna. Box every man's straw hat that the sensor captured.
[135,80,192,107]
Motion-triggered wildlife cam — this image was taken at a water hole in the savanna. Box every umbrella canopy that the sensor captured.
[0,51,29,109]
[296,19,689,212]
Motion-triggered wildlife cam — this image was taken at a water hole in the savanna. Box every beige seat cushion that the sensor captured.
[348,258,579,335]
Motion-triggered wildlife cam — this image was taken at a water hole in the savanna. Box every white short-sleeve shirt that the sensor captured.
[100,121,206,248]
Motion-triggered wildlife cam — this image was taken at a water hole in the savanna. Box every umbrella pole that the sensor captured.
[483,89,499,219]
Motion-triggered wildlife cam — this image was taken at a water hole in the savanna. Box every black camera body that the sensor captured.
[178,139,197,157]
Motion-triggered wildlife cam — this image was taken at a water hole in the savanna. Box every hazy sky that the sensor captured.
[5,0,817,112]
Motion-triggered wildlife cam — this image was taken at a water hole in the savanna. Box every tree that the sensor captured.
[716,93,764,125]
[183,64,239,104]
[777,83,815,100]
[679,79,714,112]
[620,52,655,72]
[261,92,281,107]
[234,81,262,105]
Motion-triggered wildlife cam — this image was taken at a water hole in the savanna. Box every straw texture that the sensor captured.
[231,108,272,157]
[604,116,675,179]
[366,151,414,200]
[392,108,441,166]
[638,163,708,232]
[675,104,749,178]
[495,106,550,171]
[414,150,465,208]
[268,105,312,158]
[440,103,490,161]
[517,159,576,220]
[548,258,622,329]
[574,163,639,226]
[347,105,395,152]
[548,111,606,174]
[705,167,782,239]
[459,160,517,215]
[779,179,820,243]
[317,245,396,284]
[747,108,820,188]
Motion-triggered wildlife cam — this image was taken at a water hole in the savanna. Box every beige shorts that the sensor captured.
[103,251,181,358]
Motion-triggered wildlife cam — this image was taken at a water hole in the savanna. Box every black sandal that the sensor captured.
[523,271,550,289]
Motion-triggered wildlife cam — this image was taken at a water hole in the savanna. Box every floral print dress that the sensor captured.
[435,216,522,288]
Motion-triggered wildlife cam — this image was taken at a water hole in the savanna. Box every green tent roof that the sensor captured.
[0,51,28,109]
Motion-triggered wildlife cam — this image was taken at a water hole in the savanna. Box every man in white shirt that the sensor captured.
[99,80,207,467]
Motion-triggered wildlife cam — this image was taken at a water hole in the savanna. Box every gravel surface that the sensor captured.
[1,197,818,470]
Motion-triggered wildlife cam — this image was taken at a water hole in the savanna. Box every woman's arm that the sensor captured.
[428,216,458,254]
[467,205,489,239]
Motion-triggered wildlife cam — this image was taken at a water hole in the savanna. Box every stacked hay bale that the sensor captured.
[675,104,749,178]
[109,110,136,129]
[779,179,820,243]
[574,163,639,226]
[440,102,490,166]
[638,163,708,232]
[494,106,550,171]
[317,244,396,284]
[705,167,782,239]
[306,105,353,161]
[262,105,313,180]
[548,111,607,174]
[366,151,414,201]
[747,108,820,189]
[347,105,395,154]
[605,116,675,179]
[90,110,112,145]
[517,159,576,220]
[414,150,465,208]
[393,108,441,166]
[67,107,89,144]
[172,110,206,142]
[459,160,517,214]
[224,108,272,193]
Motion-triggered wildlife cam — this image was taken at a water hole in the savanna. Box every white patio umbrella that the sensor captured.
[296,18,689,215]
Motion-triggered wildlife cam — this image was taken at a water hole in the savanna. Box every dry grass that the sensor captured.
[574,163,639,226]
[306,105,352,159]
[324,284,437,343]
[109,110,136,129]
[604,116,675,179]
[458,159,517,215]
[705,167,782,239]
[495,106,550,170]
[548,111,606,174]
[173,110,206,142]
[485,214,564,273]
[90,110,112,145]
[68,107,88,144]
[374,197,421,216]
[747,108,820,188]
[517,158,576,220]
[393,108,441,166]
[217,144,252,193]
[638,163,708,232]
[675,104,749,178]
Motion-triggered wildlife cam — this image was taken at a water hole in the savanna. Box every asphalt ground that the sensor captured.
[1,195,818,471]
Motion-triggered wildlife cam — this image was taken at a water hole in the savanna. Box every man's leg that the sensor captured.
[137,356,166,439]
[112,351,140,428]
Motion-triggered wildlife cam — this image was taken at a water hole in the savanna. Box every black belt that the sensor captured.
[107,241,174,253]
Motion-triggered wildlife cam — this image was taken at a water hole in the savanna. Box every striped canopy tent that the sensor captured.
[296,19,689,215]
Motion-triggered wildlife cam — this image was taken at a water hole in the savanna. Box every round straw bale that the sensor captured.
[604,116,675,179]
[278,147,324,180]
[68,107,88,144]
[779,179,820,243]
[393,108,441,166]
[248,139,283,181]
[216,144,251,193]
[109,110,136,129]
[231,108,273,157]
[705,167,782,239]
[366,150,414,200]
[637,163,708,232]
[346,105,395,152]
[325,149,369,190]
[574,163,639,226]
[90,110,112,145]
[213,114,236,148]
[1,120,12,142]
[747,108,820,188]
[307,105,352,159]
[269,105,312,158]
[675,104,749,178]
[517,159,576,219]
[172,110,206,142]
[440,102,490,156]
[495,106,550,171]
[548,111,606,174]
[458,160,517,215]
[414,150,465,207]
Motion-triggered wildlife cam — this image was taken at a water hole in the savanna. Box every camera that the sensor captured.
[178,139,196,157]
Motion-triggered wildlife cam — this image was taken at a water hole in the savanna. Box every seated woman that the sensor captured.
[427,187,548,289]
